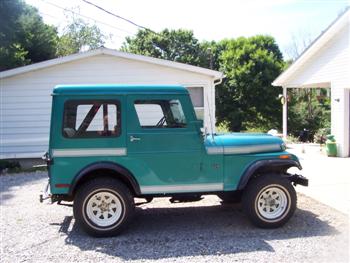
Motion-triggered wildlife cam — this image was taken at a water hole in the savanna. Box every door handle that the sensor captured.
[130,135,141,142]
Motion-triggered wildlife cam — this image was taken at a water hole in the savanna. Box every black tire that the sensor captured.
[73,177,134,237]
[217,192,241,204]
[242,174,296,228]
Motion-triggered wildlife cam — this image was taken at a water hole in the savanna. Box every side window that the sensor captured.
[63,100,121,138]
[134,99,186,128]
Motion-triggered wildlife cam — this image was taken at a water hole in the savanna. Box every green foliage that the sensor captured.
[0,1,106,69]
[314,127,331,144]
[216,121,230,133]
[122,29,207,67]
[288,88,331,141]
[56,16,106,56]
[0,160,21,174]
[216,36,285,132]
[0,0,58,70]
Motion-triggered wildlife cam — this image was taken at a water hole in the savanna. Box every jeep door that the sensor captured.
[126,94,221,194]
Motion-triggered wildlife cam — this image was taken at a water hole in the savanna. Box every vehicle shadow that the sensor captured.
[60,203,340,260]
[0,172,47,204]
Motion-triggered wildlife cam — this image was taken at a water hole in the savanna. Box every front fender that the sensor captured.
[237,159,302,190]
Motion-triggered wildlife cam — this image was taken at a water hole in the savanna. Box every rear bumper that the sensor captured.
[39,179,51,202]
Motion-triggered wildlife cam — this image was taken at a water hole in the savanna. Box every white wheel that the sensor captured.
[242,174,296,228]
[85,191,123,227]
[74,178,134,237]
[256,186,289,221]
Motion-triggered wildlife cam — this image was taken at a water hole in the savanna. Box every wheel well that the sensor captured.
[238,159,301,190]
[254,166,288,176]
[71,168,139,198]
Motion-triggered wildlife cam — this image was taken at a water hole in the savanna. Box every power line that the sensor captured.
[39,11,60,20]
[39,10,125,40]
[81,0,160,36]
[40,0,134,36]
[80,0,202,59]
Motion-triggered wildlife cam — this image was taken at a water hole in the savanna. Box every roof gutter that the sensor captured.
[214,74,224,86]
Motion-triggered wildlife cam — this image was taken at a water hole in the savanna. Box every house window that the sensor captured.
[63,100,121,138]
[187,87,204,120]
[187,87,204,107]
[134,100,186,128]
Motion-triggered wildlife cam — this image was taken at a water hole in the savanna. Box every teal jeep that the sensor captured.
[41,84,308,237]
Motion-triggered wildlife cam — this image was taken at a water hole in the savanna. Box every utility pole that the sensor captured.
[207,48,213,69]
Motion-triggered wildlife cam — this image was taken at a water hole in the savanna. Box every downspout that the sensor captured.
[282,86,288,139]
[210,76,224,134]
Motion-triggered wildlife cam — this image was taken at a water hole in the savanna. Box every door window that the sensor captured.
[134,99,186,128]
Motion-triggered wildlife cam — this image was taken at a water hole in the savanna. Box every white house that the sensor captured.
[273,8,350,157]
[0,48,223,159]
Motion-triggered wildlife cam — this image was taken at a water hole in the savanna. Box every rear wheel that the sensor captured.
[73,178,134,237]
[242,174,296,228]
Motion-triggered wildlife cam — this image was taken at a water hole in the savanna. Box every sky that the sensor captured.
[25,0,349,59]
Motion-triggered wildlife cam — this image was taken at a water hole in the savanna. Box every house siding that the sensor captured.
[0,54,216,159]
[284,26,349,87]
[280,25,349,157]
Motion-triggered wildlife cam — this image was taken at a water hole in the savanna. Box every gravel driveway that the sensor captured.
[1,172,349,263]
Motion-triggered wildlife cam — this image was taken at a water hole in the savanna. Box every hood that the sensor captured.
[205,133,285,155]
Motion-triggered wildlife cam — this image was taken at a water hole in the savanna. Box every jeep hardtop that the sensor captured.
[41,84,308,237]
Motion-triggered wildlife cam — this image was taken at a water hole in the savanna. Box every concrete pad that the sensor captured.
[287,144,350,215]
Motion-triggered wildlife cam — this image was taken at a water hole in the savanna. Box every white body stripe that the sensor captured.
[223,144,281,154]
[140,183,223,194]
[52,148,127,157]
[206,144,281,155]
[206,147,224,154]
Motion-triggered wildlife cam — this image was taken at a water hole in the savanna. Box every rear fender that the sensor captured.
[68,161,141,196]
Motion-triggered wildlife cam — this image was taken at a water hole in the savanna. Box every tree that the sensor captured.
[56,15,106,57]
[284,31,314,61]
[121,29,207,67]
[216,36,285,132]
[288,88,331,141]
[0,0,58,71]
[122,31,284,132]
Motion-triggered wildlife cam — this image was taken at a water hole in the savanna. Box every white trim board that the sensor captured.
[0,48,224,80]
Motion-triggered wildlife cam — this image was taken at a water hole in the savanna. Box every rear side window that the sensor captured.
[63,100,121,138]
[134,99,186,128]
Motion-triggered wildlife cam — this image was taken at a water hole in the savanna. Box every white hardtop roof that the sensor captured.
[0,47,224,80]
[273,7,350,87]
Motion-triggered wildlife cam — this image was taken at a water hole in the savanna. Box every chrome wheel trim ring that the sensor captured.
[83,189,125,230]
[255,184,291,223]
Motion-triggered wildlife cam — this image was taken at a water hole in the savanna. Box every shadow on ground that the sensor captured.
[57,203,339,260]
[0,172,47,204]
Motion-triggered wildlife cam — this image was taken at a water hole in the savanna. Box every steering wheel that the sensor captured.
[155,116,166,127]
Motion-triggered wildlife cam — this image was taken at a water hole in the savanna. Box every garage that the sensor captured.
[0,48,223,159]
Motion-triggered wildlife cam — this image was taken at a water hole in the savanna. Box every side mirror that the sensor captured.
[192,120,205,139]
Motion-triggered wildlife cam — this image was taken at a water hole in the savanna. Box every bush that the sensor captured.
[314,128,331,144]
[0,160,21,174]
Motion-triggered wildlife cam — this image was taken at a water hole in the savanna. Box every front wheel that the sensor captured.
[242,174,296,228]
[73,178,134,237]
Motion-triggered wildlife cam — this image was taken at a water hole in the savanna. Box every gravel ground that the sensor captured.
[1,172,349,263]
